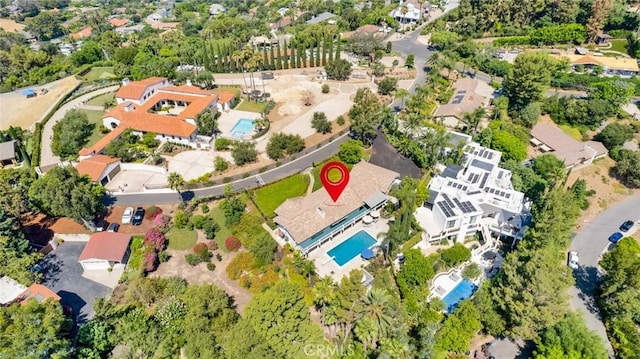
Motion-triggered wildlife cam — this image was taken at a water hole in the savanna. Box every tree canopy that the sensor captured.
[265,133,305,160]
[51,109,93,160]
[503,52,563,111]
[28,166,105,223]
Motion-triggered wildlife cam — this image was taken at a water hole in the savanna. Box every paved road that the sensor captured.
[110,133,350,205]
[569,192,640,357]
[389,28,432,108]
[40,85,119,167]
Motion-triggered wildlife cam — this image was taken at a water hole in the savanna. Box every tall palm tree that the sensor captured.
[167,172,185,198]
[356,288,394,339]
[461,107,486,135]
[313,276,337,326]
[354,317,379,350]
[401,112,424,138]
[231,48,250,100]
[395,88,410,108]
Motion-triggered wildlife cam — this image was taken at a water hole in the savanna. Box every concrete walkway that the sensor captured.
[40,85,119,168]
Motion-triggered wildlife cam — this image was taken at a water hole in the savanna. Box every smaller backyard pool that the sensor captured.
[442,279,478,313]
[327,230,376,266]
[230,118,256,138]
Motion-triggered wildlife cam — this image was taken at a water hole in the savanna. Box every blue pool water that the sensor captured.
[442,279,478,313]
[230,118,256,138]
[327,230,376,266]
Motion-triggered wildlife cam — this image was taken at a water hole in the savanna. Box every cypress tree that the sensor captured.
[315,41,321,67]
[262,46,269,71]
[328,35,334,62]
[322,36,328,66]
[291,40,298,68]
[283,39,289,69]
[270,44,276,70]
[335,40,341,60]
[229,44,237,72]
[299,42,306,68]
[277,44,283,70]
[215,43,223,73]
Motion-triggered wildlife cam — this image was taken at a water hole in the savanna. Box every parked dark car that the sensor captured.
[132,207,145,226]
[608,232,623,243]
[620,220,634,232]
[95,219,108,232]
[107,222,120,232]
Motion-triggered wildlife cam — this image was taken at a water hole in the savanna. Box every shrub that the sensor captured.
[158,251,171,263]
[173,210,189,229]
[154,214,172,229]
[143,252,158,272]
[322,84,330,93]
[99,125,110,134]
[146,206,162,220]
[207,262,216,271]
[206,240,218,250]
[440,243,472,268]
[336,115,345,126]
[185,253,200,266]
[216,253,222,262]
[200,203,210,213]
[215,137,235,151]
[338,140,363,164]
[225,236,241,251]
[193,242,212,262]
[144,228,166,251]
[226,252,256,279]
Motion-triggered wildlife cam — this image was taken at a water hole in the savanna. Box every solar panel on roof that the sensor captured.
[479,173,489,188]
[442,193,456,208]
[437,201,456,218]
[452,95,464,104]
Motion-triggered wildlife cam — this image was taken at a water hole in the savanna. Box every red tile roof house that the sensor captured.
[213,91,237,111]
[71,26,93,39]
[78,232,132,271]
[75,155,121,185]
[79,77,220,158]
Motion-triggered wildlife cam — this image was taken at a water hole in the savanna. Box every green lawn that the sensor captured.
[254,174,310,218]
[608,39,629,55]
[81,67,116,82]
[211,206,233,251]
[86,92,115,107]
[166,227,198,250]
[80,109,107,147]
[236,99,268,113]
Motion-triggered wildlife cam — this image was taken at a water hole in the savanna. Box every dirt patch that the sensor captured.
[567,157,639,227]
[0,76,81,130]
[22,213,88,246]
[303,118,351,147]
[0,18,24,32]
[152,248,252,313]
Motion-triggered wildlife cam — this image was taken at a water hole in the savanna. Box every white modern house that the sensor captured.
[392,0,423,23]
[415,138,529,244]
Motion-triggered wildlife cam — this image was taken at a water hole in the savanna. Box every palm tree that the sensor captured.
[401,112,424,138]
[231,48,250,100]
[461,107,486,135]
[313,276,337,326]
[354,317,379,350]
[395,88,410,108]
[300,260,316,286]
[356,288,394,339]
[167,172,185,198]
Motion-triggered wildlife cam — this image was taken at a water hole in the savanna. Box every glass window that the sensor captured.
[446,220,456,229]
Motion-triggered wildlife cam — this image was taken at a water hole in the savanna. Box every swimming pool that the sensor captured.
[230,118,256,138]
[442,279,478,313]
[327,230,376,266]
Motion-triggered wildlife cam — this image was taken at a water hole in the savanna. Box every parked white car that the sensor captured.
[568,251,579,269]
[122,207,134,224]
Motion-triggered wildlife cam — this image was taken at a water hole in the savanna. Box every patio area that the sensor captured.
[308,218,389,281]
[430,270,463,299]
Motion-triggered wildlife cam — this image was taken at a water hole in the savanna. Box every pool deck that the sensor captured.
[308,218,389,281]
[430,270,463,299]
[217,110,262,139]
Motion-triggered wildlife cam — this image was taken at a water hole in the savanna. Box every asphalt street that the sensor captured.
[569,192,640,357]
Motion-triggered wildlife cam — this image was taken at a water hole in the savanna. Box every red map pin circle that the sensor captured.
[320,161,350,202]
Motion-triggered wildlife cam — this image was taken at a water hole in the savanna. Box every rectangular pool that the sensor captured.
[442,279,478,313]
[230,118,255,138]
[327,230,376,266]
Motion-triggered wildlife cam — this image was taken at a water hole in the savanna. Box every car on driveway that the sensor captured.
[95,219,108,232]
[608,232,624,243]
[568,251,579,269]
[620,220,634,232]
[122,207,134,224]
[107,222,120,232]
[132,207,145,226]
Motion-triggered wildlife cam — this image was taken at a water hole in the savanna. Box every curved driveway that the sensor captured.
[569,192,640,357]
[40,85,119,168]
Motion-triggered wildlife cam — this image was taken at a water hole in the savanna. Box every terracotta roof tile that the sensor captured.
[214,91,236,104]
[79,232,132,262]
[18,284,61,305]
[109,18,130,27]
[75,155,120,181]
[71,26,93,39]
[80,126,126,156]
[116,77,168,100]
[161,85,212,96]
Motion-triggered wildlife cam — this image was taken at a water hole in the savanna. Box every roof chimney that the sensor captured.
[122,78,130,86]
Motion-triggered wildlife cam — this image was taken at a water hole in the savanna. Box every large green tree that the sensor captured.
[265,133,305,160]
[244,281,325,358]
[0,300,71,358]
[534,313,608,359]
[0,168,35,218]
[51,109,93,160]
[503,52,562,111]
[349,88,384,145]
[324,58,353,80]
[28,166,105,223]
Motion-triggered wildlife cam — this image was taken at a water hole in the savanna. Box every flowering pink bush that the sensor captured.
[144,228,166,251]
[225,237,241,251]
[154,214,172,228]
[143,252,158,272]
[206,240,218,250]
